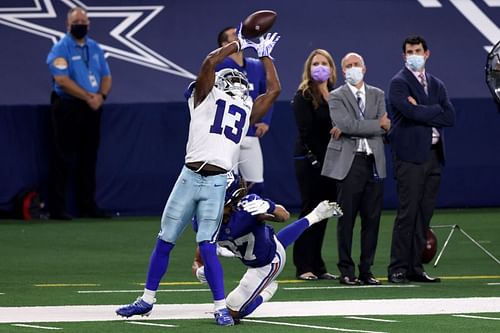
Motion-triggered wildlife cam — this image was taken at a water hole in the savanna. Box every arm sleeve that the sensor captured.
[292,92,315,150]
[47,44,69,77]
[388,77,444,124]
[329,91,384,136]
[97,45,111,76]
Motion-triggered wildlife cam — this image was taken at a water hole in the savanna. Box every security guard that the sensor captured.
[47,7,112,220]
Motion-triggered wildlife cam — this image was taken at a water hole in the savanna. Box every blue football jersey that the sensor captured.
[216,194,277,268]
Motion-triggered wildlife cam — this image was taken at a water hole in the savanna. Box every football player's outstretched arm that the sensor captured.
[259,204,290,223]
[193,41,240,108]
[251,33,281,125]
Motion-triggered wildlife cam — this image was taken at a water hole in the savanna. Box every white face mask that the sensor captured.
[406,54,426,71]
[345,67,364,85]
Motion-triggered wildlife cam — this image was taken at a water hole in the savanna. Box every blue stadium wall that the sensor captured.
[1,0,499,215]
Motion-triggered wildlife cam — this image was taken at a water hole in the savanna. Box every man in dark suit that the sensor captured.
[387,36,455,283]
[322,52,391,285]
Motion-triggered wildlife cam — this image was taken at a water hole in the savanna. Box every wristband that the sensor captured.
[265,199,276,214]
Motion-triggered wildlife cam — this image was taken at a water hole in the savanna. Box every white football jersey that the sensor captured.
[185,86,253,170]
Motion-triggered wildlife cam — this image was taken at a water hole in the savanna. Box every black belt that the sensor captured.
[185,162,227,177]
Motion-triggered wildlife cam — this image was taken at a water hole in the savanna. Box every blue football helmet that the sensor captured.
[225,171,247,206]
[215,68,250,101]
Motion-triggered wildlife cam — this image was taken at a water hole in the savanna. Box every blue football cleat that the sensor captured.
[116,297,154,318]
[214,308,235,326]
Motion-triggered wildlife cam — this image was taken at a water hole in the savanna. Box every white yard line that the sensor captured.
[453,314,500,321]
[11,323,62,330]
[1,297,500,324]
[344,316,398,323]
[127,321,178,327]
[242,318,388,333]
[487,282,500,285]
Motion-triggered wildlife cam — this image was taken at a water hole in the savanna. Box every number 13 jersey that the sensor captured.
[185,85,253,171]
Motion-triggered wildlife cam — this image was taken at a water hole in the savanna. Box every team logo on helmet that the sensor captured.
[215,68,250,101]
[225,171,247,206]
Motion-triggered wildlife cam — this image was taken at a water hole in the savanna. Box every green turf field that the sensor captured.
[1,208,499,332]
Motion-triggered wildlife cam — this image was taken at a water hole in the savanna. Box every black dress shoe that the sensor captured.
[339,276,360,285]
[408,272,441,283]
[50,212,72,220]
[359,274,382,285]
[388,272,409,284]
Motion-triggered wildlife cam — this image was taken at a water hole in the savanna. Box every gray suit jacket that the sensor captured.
[321,83,387,181]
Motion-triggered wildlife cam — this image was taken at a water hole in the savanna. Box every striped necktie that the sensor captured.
[356,90,365,119]
[418,73,428,95]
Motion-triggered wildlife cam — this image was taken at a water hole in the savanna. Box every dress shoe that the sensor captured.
[297,272,318,280]
[408,272,441,283]
[359,273,381,285]
[319,272,338,280]
[50,212,72,220]
[339,276,360,285]
[388,272,409,284]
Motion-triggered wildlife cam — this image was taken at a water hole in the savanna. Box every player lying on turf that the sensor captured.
[192,172,343,322]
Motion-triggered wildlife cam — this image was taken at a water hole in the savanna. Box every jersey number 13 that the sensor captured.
[209,99,248,144]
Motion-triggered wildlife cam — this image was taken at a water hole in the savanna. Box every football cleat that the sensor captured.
[116,297,154,318]
[214,307,235,326]
[305,200,343,224]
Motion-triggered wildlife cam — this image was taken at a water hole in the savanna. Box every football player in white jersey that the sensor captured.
[116,28,281,327]
[192,173,343,323]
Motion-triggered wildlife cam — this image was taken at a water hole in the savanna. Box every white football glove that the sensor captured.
[255,32,281,59]
[236,23,258,51]
[239,198,271,215]
[196,266,207,284]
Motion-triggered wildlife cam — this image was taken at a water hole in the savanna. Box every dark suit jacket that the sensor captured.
[387,67,455,165]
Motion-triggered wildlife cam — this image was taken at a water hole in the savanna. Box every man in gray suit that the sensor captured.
[322,52,390,286]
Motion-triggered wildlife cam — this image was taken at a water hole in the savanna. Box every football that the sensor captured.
[241,10,277,39]
[422,228,438,264]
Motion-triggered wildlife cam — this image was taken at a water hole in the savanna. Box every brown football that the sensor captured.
[241,10,277,39]
[422,228,438,264]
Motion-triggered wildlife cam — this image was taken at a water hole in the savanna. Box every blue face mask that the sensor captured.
[406,54,426,71]
[345,67,364,85]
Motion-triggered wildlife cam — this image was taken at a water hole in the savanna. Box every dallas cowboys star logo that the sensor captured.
[0,0,196,79]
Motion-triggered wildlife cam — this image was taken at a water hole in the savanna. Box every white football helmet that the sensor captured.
[215,68,250,101]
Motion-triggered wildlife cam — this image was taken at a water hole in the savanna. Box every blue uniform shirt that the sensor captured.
[217,194,278,268]
[216,57,273,136]
[47,33,111,98]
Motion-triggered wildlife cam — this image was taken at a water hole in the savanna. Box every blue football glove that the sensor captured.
[236,23,258,51]
[255,32,281,59]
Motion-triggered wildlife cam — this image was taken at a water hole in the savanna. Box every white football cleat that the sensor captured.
[305,200,343,224]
